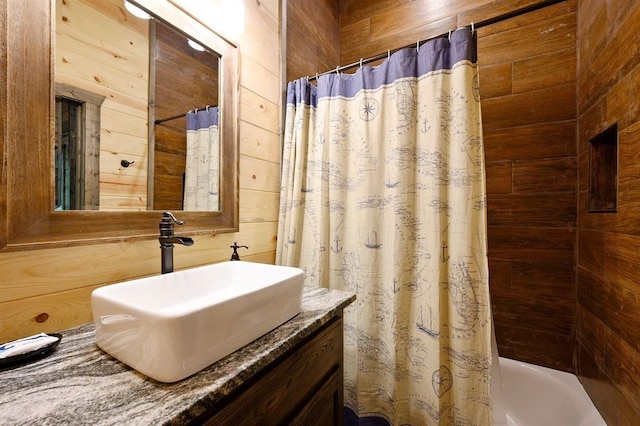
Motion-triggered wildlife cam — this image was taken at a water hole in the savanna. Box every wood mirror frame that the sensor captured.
[0,0,239,251]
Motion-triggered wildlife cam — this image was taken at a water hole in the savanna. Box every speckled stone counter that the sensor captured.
[0,287,355,425]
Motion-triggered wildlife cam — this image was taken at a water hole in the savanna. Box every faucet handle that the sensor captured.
[230,242,249,261]
[162,211,184,225]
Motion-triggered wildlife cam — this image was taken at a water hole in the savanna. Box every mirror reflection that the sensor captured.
[55,0,220,212]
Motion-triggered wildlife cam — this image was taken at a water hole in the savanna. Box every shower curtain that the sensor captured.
[277,27,491,425]
[184,107,220,211]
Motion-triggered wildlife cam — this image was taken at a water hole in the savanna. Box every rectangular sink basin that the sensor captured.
[91,261,304,383]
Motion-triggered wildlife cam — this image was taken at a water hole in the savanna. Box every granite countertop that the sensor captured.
[0,287,355,425]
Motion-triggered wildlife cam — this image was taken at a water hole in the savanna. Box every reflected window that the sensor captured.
[54,84,105,210]
[55,97,83,210]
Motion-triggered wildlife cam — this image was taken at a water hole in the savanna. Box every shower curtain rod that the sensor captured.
[154,104,217,125]
[306,0,565,82]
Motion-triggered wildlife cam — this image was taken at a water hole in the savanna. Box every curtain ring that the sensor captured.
[205,105,210,112]
[316,72,319,81]
[416,40,420,52]
[471,22,475,34]
[359,58,363,69]
[448,29,452,41]
[336,65,340,75]
[387,49,391,59]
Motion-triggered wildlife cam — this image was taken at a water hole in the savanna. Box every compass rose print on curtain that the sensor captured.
[277,27,490,425]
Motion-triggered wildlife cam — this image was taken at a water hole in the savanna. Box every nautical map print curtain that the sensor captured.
[184,107,220,211]
[277,28,491,425]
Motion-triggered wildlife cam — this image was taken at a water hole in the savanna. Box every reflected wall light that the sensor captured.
[124,0,151,20]
[187,39,206,51]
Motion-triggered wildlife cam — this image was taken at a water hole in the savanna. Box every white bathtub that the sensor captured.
[492,357,607,426]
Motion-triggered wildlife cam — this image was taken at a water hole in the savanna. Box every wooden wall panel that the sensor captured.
[152,19,219,211]
[477,13,576,66]
[338,1,577,372]
[0,0,282,343]
[512,50,576,93]
[484,122,575,161]
[479,62,511,99]
[485,161,511,194]
[487,193,575,228]
[576,0,640,421]
[512,158,576,193]
[56,0,150,210]
[496,323,574,368]
[286,0,339,81]
[481,84,575,130]
[479,2,577,372]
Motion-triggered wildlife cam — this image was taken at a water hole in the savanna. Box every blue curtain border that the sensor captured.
[286,27,477,107]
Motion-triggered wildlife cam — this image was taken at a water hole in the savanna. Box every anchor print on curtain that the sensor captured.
[277,27,491,425]
[184,107,220,211]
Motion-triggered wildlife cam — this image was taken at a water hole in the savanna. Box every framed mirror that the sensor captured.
[0,0,238,251]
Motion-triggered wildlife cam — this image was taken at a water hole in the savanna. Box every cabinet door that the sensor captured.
[200,317,343,425]
[290,368,343,426]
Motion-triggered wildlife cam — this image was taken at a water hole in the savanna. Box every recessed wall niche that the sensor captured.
[588,123,618,212]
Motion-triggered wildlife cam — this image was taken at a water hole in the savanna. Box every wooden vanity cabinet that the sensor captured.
[197,316,344,425]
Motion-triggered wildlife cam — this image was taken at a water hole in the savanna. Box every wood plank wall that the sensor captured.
[152,20,219,211]
[0,0,281,343]
[56,0,150,210]
[286,0,339,82]
[479,2,577,372]
[338,0,577,371]
[575,0,640,423]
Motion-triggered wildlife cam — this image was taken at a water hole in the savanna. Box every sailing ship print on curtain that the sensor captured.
[184,107,220,211]
[277,28,491,425]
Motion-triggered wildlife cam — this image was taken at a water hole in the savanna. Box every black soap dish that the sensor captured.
[0,333,62,370]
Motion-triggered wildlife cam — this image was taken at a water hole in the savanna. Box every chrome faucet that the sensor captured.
[159,212,194,274]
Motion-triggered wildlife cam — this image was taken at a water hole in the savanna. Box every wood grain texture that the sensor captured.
[152,19,219,210]
[488,226,575,260]
[286,0,340,81]
[0,221,278,341]
[57,0,150,210]
[488,258,511,293]
[481,83,576,131]
[460,0,576,34]
[512,49,576,93]
[338,0,576,66]
[510,258,574,296]
[0,0,7,253]
[477,1,577,372]
[4,0,51,243]
[577,262,640,421]
[494,322,574,371]
[577,0,640,114]
[478,62,511,99]
[491,292,574,336]
[336,0,578,373]
[576,342,640,426]
[239,156,281,193]
[512,158,576,193]
[239,120,281,164]
[485,161,512,194]
[477,12,576,66]
[484,121,576,161]
[0,0,241,252]
[603,232,640,294]
[487,192,576,227]
[202,318,343,424]
[0,0,278,342]
[576,228,605,276]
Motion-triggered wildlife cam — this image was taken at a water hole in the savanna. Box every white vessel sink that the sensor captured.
[91,261,304,383]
